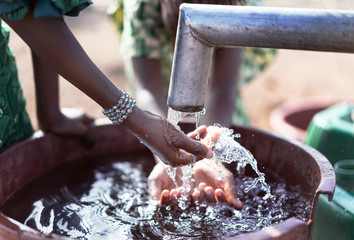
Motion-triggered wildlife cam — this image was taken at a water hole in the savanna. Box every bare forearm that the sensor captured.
[3,15,120,109]
[32,51,60,123]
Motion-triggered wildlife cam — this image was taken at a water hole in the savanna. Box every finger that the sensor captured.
[173,136,213,160]
[198,182,207,190]
[198,182,207,201]
[177,187,184,198]
[161,121,210,165]
[204,186,216,203]
[169,189,179,206]
[164,126,212,164]
[191,191,201,206]
[201,126,222,146]
[224,181,243,210]
[215,188,228,203]
[177,187,192,206]
[171,147,213,167]
[171,149,197,166]
[231,199,243,210]
[187,125,208,139]
[160,190,170,206]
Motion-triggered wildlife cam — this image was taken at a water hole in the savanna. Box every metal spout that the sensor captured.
[167,4,354,112]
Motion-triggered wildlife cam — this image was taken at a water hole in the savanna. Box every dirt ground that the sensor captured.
[8,0,354,133]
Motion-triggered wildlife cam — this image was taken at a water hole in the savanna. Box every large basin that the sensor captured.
[0,121,335,239]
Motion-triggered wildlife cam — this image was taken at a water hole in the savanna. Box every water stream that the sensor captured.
[166,108,203,209]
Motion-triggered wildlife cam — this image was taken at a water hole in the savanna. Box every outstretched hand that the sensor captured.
[148,125,242,209]
[149,160,242,209]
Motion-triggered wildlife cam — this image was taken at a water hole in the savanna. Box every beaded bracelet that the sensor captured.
[102,90,136,124]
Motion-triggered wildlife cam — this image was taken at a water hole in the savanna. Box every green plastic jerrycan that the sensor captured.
[305,102,354,166]
[305,102,354,240]
[313,186,354,240]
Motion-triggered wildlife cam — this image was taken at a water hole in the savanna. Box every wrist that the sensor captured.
[37,107,62,129]
[102,90,136,125]
[121,105,145,130]
[37,111,68,132]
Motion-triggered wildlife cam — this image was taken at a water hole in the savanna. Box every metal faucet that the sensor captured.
[167,4,354,112]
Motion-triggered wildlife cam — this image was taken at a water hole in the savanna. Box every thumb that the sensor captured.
[172,134,213,159]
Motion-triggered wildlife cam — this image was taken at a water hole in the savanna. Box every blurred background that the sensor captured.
[8,0,354,131]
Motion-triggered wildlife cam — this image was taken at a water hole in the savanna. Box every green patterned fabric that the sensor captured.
[108,0,174,94]
[0,0,92,20]
[0,20,33,148]
[110,0,276,125]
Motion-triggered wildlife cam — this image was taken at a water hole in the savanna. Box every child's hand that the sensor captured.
[148,125,242,209]
[148,160,242,209]
[159,182,238,208]
[187,125,221,147]
[39,108,94,137]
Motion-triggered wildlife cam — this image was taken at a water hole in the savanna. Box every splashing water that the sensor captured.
[210,125,272,199]
[166,108,272,203]
[162,107,211,203]
[166,166,178,189]
[177,164,195,210]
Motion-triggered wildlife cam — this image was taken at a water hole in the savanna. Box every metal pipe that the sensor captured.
[167,4,354,112]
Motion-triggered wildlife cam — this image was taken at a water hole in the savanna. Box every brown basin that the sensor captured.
[0,121,335,240]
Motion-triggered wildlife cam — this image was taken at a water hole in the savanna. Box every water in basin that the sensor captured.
[0,144,311,239]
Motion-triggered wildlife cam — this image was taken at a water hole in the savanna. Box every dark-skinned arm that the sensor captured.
[32,50,92,136]
[2,14,212,166]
